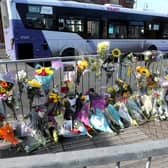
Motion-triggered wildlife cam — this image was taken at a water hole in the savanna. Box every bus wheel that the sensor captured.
[61,48,79,61]
[62,48,77,56]
[148,45,157,51]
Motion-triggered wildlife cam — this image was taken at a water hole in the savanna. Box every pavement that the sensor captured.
[1,120,168,168]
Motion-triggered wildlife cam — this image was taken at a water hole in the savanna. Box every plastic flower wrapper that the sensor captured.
[47,89,64,142]
[143,50,163,68]
[87,88,106,111]
[88,56,103,78]
[152,89,168,120]
[125,98,144,124]
[75,102,92,130]
[120,52,138,63]
[106,104,124,128]
[102,48,121,83]
[61,80,76,95]
[16,70,27,93]
[0,72,15,97]
[59,120,91,138]
[34,64,55,92]
[0,72,18,119]
[146,73,159,89]
[115,79,132,99]
[106,87,117,105]
[75,58,89,85]
[90,108,113,133]
[22,127,48,153]
[114,102,133,127]
[26,79,42,110]
[97,41,109,60]
[140,94,153,119]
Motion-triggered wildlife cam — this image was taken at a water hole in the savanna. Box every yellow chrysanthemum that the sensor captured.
[27,79,41,88]
[112,48,121,58]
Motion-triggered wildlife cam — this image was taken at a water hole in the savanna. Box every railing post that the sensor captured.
[145,157,152,168]
[116,161,120,168]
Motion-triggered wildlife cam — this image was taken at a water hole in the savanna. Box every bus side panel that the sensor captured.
[14,20,53,59]
[42,31,90,56]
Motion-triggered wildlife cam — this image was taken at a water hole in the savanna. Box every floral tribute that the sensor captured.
[34,65,55,92]
[1,49,168,155]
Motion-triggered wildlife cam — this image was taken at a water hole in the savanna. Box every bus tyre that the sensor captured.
[62,48,78,56]
[148,45,157,51]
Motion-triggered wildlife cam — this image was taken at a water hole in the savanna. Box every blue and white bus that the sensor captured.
[1,0,168,60]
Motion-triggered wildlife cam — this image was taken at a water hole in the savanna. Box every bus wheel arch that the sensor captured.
[148,45,157,51]
[61,48,79,56]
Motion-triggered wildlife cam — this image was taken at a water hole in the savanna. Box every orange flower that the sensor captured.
[0,81,8,88]
[0,123,19,145]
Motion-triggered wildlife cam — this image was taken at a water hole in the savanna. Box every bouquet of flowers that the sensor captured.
[88,57,103,78]
[102,48,121,83]
[16,70,27,93]
[34,65,55,92]
[97,41,109,60]
[76,58,89,85]
[26,79,42,110]
[0,123,19,145]
[0,72,17,119]
[61,80,76,95]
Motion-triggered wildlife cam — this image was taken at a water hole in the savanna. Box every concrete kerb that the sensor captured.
[1,139,168,168]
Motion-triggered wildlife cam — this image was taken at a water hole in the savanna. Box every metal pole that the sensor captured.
[146,157,152,168]
[116,161,120,168]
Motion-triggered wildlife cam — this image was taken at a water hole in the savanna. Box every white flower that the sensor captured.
[17,70,27,81]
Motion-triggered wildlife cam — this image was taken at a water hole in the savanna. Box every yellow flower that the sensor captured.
[49,92,61,103]
[0,87,6,93]
[77,59,89,70]
[35,67,54,75]
[97,41,109,53]
[136,66,150,77]
[97,41,109,59]
[106,87,115,93]
[112,48,121,58]
[27,79,42,88]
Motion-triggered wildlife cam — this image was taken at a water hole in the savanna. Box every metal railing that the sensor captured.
[0,53,167,119]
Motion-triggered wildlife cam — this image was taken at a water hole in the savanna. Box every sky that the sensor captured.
[135,0,168,13]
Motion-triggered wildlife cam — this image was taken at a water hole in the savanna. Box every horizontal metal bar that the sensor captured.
[0,55,98,64]
[1,139,168,168]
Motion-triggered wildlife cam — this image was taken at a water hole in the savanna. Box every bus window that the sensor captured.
[87,20,99,38]
[128,26,144,38]
[162,23,168,38]
[58,17,84,33]
[145,22,160,38]
[108,23,127,39]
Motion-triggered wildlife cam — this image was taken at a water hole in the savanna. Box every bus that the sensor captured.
[1,0,168,60]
